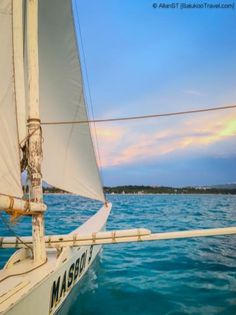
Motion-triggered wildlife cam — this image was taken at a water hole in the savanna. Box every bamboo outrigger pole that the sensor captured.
[0,194,46,214]
[26,0,46,263]
[1,226,236,249]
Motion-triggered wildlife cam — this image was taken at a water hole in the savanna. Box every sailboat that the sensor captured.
[0,1,236,314]
[0,0,111,313]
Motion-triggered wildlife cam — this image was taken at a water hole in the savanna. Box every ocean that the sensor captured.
[0,194,236,314]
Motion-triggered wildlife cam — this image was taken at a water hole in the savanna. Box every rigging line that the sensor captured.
[19,124,40,147]
[0,212,33,255]
[0,258,48,284]
[74,1,105,197]
[41,104,236,125]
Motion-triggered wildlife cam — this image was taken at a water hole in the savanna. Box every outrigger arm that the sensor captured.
[1,226,236,249]
[0,194,46,216]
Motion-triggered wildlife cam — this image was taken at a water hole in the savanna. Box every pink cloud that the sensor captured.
[90,109,236,168]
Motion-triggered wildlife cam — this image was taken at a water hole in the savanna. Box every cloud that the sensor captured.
[91,109,236,168]
[90,124,127,167]
[184,89,203,96]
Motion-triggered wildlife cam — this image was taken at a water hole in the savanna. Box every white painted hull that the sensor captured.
[0,203,112,315]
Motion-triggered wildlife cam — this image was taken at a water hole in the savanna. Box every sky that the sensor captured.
[72,0,236,187]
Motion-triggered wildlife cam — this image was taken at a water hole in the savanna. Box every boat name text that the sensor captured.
[50,245,93,312]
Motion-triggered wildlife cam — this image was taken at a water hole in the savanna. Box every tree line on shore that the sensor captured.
[43,185,236,195]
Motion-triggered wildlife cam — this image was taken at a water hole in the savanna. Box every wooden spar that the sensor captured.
[0,194,46,214]
[26,0,46,263]
[1,226,236,249]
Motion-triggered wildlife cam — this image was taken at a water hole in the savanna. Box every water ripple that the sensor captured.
[1,194,236,314]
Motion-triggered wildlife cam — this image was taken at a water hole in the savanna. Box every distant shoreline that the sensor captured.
[44,193,236,196]
[43,185,236,196]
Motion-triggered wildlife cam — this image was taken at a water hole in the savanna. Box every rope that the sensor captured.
[27,126,43,180]
[40,104,236,125]
[0,258,47,284]
[19,124,43,202]
[19,124,40,148]
[0,212,33,256]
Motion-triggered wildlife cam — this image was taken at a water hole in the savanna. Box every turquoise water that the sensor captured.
[1,194,236,314]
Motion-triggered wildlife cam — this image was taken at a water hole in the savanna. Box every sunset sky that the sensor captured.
[73,0,236,186]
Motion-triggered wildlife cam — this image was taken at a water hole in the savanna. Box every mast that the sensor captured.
[27,0,46,263]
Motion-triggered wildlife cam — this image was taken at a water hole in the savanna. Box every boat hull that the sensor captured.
[0,203,112,315]
[6,245,101,315]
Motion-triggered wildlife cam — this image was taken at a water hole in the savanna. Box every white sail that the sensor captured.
[38,0,105,202]
[13,0,27,145]
[0,0,23,198]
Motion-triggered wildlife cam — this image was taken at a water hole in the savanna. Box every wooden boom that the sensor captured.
[0,194,47,215]
[0,226,236,249]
